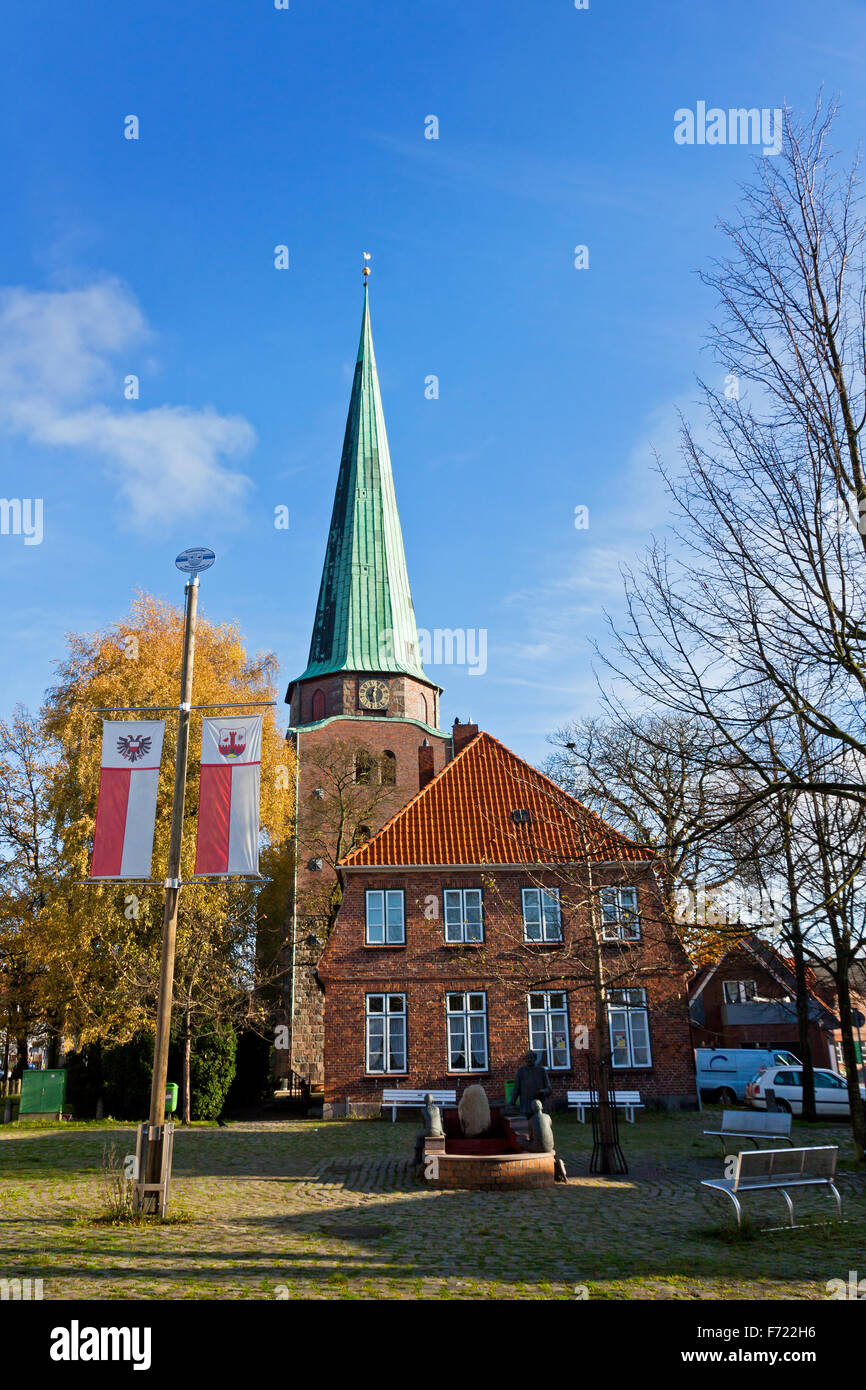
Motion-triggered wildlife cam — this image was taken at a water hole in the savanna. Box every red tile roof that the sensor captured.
[340,730,656,868]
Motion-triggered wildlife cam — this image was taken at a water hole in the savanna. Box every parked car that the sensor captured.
[694,1047,801,1104]
[746,1065,866,1115]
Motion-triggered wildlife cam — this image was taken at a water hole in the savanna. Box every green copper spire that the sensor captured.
[295,285,427,684]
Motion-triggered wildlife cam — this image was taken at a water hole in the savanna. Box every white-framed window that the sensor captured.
[599,886,641,940]
[608,988,652,1068]
[723,979,757,1005]
[365,993,407,1073]
[365,890,405,945]
[521,887,563,942]
[443,888,484,943]
[446,991,488,1071]
[527,991,571,1070]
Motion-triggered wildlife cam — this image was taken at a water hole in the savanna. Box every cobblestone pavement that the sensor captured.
[1,1113,864,1300]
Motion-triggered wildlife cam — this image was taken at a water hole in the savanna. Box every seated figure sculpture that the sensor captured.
[412,1092,445,1169]
[522,1098,568,1183]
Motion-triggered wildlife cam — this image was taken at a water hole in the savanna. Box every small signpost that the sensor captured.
[175,547,215,576]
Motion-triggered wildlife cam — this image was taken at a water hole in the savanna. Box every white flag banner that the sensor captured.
[194,716,262,875]
[90,721,165,879]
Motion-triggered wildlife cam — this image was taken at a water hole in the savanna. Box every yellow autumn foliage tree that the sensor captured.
[39,592,294,1068]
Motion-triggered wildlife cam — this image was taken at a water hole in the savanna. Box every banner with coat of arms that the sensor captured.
[90,721,166,879]
[193,716,263,876]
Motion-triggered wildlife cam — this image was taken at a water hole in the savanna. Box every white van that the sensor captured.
[694,1047,801,1104]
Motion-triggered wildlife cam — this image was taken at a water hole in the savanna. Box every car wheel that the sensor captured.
[718,1088,737,1106]
[775,1099,791,1113]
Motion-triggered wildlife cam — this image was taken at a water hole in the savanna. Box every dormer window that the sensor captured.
[723,980,757,1005]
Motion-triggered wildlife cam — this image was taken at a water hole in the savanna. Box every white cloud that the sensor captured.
[0,281,254,526]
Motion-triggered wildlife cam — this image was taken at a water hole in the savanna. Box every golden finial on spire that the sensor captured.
[362,251,371,282]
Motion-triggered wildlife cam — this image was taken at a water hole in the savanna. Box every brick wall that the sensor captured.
[286,706,451,1088]
[320,864,697,1111]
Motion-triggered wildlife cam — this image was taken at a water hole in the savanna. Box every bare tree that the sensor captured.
[545,712,738,926]
[599,98,866,819]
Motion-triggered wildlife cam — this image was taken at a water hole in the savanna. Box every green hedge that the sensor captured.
[188,1027,237,1120]
[63,1027,237,1121]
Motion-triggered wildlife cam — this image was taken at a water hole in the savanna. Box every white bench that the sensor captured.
[381,1088,456,1122]
[567,1090,643,1123]
[704,1109,793,1154]
[702,1146,841,1229]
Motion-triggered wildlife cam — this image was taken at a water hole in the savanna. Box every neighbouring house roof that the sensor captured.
[288,285,429,695]
[688,934,839,1029]
[340,729,657,869]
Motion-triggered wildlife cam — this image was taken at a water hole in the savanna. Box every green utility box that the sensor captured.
[19,1069,67,1117]
[165,1083,179,1115]
[504,1080,516,1106]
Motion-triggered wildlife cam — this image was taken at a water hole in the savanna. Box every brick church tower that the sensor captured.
[284,283,453,1090]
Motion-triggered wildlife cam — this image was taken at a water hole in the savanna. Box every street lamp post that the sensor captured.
[137,547,214,1215]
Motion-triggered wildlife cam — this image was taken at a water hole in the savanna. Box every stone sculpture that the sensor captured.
[511,1050,552,1117]
[458,1083,491,1137]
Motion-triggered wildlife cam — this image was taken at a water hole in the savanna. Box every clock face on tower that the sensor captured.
[358,678,390,711]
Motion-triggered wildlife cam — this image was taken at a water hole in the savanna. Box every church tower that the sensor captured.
[284,282,452,1091]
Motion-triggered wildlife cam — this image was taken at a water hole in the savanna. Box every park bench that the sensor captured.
[567,1090,643,1123]
[704,1109,793,1154]
[381,1088,456,1122]
[701,1146,841,1228]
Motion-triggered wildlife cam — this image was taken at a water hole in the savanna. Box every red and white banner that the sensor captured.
[194,716,262,876]
[90,721,165,879]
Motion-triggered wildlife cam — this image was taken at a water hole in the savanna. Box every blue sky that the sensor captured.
[2,0,865,763]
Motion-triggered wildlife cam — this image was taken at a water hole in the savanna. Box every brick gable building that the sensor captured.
[321,731,698,1115]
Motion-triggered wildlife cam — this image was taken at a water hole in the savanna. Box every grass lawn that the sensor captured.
[1,1108,863,1300]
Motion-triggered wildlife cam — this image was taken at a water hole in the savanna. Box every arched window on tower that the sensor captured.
[311,689,325,722]
[355,751,375,785]
[381,750,396,785]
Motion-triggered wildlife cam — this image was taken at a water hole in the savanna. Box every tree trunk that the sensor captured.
[778,790,817,1120]
[590,924,619,1173]
[790,935,817,1122]
[43,1025,60,1071]
[181,1021,192,1126]
[12,1032,28,1079]
[834,955,866,1164]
